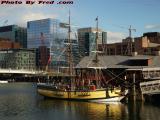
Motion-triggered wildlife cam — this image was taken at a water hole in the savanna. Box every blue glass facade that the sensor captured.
[27,18,79,70]
[0,25,27,48]
[78,28,107,57]
[27,19,67,48]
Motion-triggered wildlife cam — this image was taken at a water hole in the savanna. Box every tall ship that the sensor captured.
[37,13,127,102]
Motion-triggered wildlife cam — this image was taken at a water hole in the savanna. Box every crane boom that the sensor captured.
[128,25,136,38]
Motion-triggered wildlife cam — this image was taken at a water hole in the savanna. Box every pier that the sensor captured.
[1,55,160,102]
[76,55,160,101]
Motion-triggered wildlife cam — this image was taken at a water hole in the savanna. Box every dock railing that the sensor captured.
[140,80,160,95]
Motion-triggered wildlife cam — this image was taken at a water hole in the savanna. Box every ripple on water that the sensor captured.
[0,83,160,120]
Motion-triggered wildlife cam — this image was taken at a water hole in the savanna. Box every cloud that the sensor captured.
[0,5,60,27]
[107,31,126,43]
[18,12,57,26]
[145,24,160,29]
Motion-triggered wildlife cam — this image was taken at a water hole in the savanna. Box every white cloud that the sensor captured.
[22,13,56,22]
[18,12,57,26]
[107,31,126,43]
[0,5,59,27]
[145,24,160,29]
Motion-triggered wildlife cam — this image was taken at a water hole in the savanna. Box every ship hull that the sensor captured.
[90,96,125,103]
[37,83,123,101]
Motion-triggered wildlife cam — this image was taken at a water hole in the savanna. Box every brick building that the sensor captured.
[0,25,27,48]
[99,32,160,56]
[0,38,21,49]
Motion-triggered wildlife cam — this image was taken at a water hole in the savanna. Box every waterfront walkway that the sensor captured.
[0,69,44,75]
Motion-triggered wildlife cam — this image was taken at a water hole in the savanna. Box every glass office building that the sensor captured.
[0,49,36,70]
[0,25,27,48]
[27,18,79,70]
[78,27,107,57]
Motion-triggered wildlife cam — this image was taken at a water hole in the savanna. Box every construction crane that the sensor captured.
[112,24,136,55]
[126,25,136,55]
[3,20,8,26]
[128,25,136,38]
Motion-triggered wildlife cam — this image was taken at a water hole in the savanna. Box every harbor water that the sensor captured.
[0,83,160,120]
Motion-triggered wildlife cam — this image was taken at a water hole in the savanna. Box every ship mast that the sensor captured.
[93,16,99,63]
[67,10,74,90]
[68,10,72,76]
[93,16,101,88]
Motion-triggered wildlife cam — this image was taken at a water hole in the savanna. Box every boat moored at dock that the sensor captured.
[37,15,127,102]
[37,82,126,101]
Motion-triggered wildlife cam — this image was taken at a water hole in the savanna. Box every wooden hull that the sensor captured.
[37,83,122,101]
[37,89,107,100]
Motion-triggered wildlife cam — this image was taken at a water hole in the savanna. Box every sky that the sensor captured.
[0,0,160,43]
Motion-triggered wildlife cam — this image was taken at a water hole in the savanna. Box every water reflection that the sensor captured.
[127,101,160,120]
[0,83,38,120]
[37,99,127,120]
[0,83,160,120]
[37,98,160,120]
